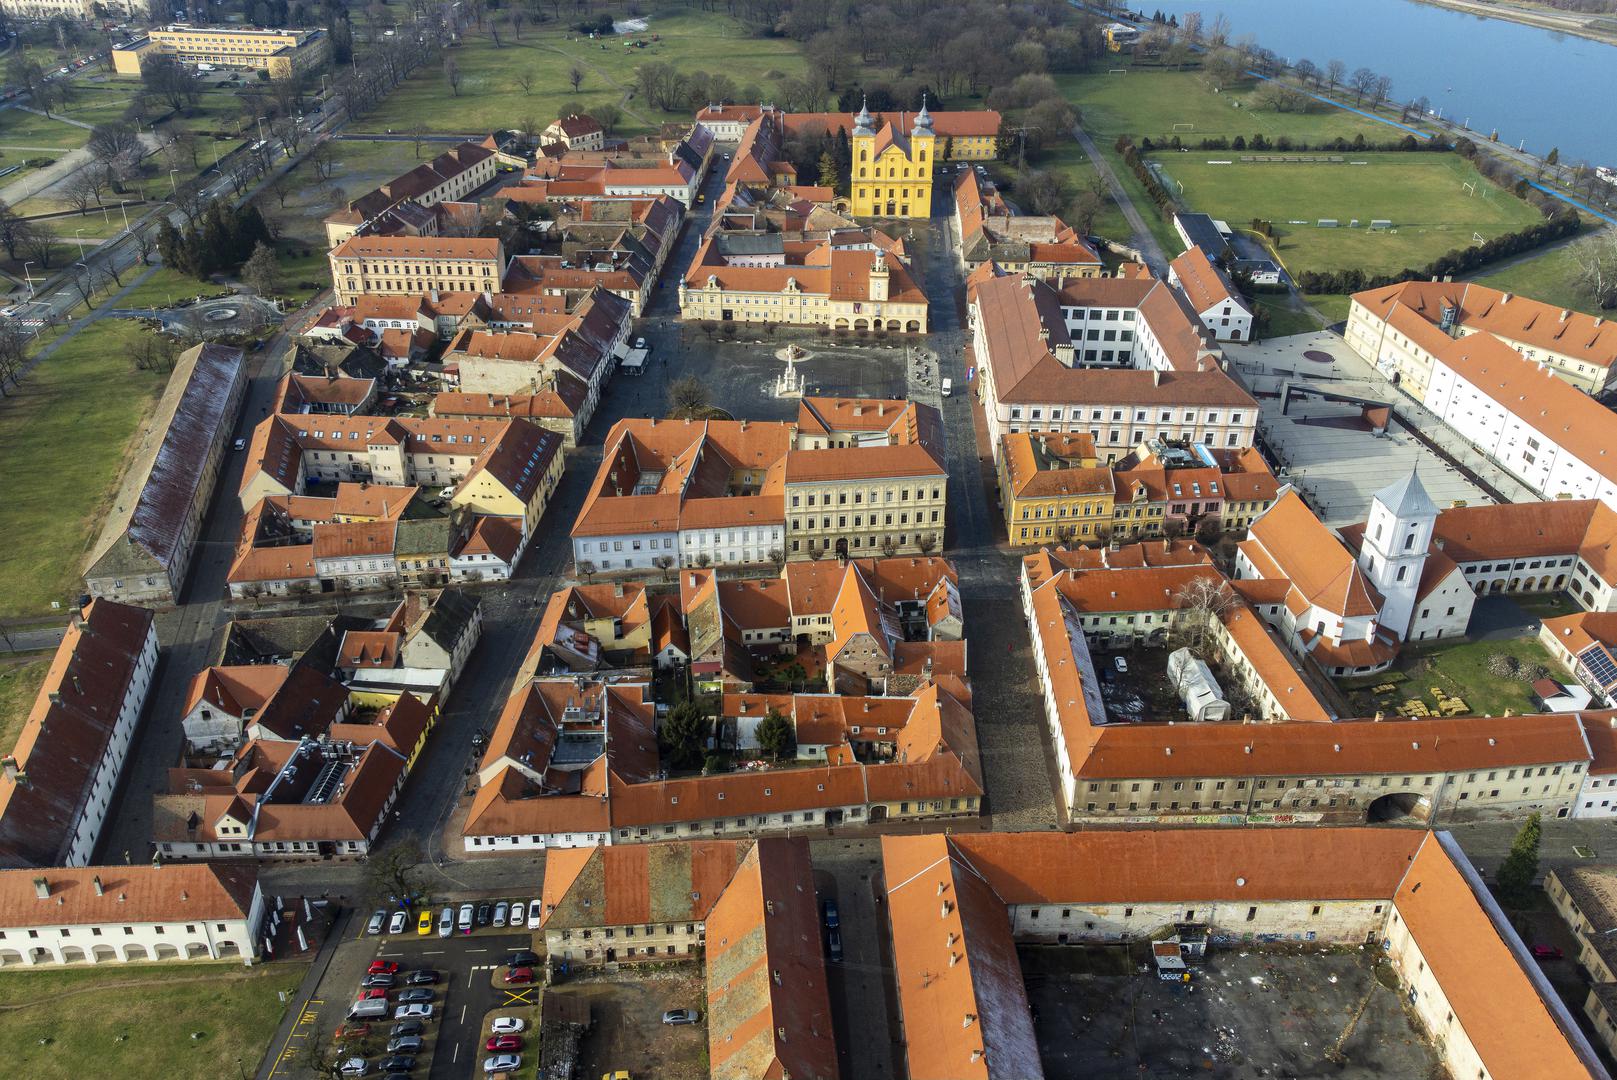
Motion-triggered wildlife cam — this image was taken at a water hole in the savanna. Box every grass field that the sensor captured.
[1032,140,1134,244]
[108,266,231,310]
[0,105,89,151]
[0,656,50,751]
[1341,635,1557,718]
[0,962,305,1080]
[262,138,425,249]
[1154,152,1543,277]
[355,10,811,136]
[0,319,171,618]
[1253,295,1325,337]
[1472,232,1608,313]
[1057,69,1416,147]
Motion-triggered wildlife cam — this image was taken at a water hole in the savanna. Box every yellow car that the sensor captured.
[417,910,433,935]
[601,1072,630,1080]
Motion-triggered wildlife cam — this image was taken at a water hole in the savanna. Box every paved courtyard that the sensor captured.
[1227,331,1536,525]
[1025,945,1438,1079]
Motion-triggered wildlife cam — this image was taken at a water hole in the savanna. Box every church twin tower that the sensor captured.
[849,99,936,220]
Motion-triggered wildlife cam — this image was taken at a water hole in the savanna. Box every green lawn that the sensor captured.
[1306,292,1353,325]
[0,105,88,151]
[1472,232,1608,314]
[0,655,50,751]
[1032,139,1133,243]
[108,267,231,311]
[0,962,305,1080]
[1341,636,1558,718]
[1253,295,1324,338]
[0,319,172,618]
[355,10,811,136]
[1154,152,1543,277]
[261,138,426,248]
[1057,68,1416,147]
[53,87,142,129]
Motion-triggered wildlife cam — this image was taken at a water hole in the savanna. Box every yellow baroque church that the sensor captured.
[850,100,936,220]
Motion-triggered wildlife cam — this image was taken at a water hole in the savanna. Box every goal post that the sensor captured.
[1172,122,1195,131]
[1107,68,1127,75]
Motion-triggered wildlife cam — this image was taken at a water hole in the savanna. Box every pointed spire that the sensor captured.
[854,95,876,137]
[911,93,934,138]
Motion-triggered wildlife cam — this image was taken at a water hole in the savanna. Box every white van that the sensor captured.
[941,378,953,397]
[347,997,389,1021]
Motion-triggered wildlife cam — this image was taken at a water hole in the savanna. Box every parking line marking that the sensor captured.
[460,1004,467,1023]
[453,1043,460,1063]
[422,950,444,955]
[467,970,475,988]
[466,948,489,953]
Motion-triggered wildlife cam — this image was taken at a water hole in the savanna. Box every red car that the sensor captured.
[368,960,401,975]
[1531,944,1564,960]
[503,967,535,984]
[484,1035,524,1052]
[356,987,388,1000]
[333,1023,370,1043]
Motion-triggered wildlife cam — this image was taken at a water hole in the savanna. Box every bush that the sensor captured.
[1486,652,1521,678]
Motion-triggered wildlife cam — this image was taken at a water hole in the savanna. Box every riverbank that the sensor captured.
[1411,0,1617,47]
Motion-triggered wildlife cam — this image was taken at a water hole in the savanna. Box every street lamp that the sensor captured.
[169,168,180,196]
[118,200,131,231]
[21,261,36,297]
[255,114,268,144]
[73,230,86,259]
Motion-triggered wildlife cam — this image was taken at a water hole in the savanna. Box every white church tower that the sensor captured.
[1358,468,1439,641]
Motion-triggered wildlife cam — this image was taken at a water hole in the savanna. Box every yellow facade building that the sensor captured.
[851,101,935,220]
[998,432,1117,546]
[113,25,330,80]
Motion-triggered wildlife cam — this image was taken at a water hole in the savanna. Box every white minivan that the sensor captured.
[941,377,953,397]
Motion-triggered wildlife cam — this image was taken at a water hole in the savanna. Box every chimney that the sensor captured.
[93,875,104,897]
[614,582,624,598]
[1152,369,1161,386]
[32,877,49,900]
[1,756,17,783]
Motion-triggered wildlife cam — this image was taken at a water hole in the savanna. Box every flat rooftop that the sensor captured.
[1024,945,1438,1079]
[1229,332,1505,525]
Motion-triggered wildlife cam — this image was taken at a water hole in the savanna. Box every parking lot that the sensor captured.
[1024,945,1439,1079]
[271,896,545,1080]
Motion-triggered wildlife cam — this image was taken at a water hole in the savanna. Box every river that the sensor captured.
[1141,0,1617,166]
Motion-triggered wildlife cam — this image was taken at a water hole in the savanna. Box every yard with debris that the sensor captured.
[563,966,708,1080]
[1340,636,1559,719]
[1025,945,1438,1079]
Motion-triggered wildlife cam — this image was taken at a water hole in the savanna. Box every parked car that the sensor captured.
[386,1035,423,1054]
[397,988,435,1004]
[393,1003,433,1021]
[1114,656,1129,674]
[332,1023,370,1043]
[389,1020,425,1039]
[475,901,493,928]
[661,1009,700,1025]
[368,960,400,975]
[492,901,509,928]
[377,1056,416,1073]
[489,1016,526,1035]
[509,900,526,926]
[526,900,543,931]
[366,910,387,935]
[503,967,534,984]
[356,987,388,1001]
[458,903,475,933]
[505,950,540,969]
[485,1034,523,1052]
[361,972,396,989]
[821,899,839,930]
[417,911,433,935]
[483,1056,521,1075]
[231,437,247,451]
[339,1059,369,1077]
[437,906,454,938]
[940,377,953,397]
[387,910,408,935]
[827,929,843,963]
[1531,944,1564,960]
[404,969,438,985]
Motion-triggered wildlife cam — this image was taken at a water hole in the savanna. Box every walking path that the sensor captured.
[1069,122,1169,273]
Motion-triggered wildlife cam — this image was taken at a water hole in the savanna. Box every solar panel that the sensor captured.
[1577,643,1617,690]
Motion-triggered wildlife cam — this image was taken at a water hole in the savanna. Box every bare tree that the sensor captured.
[1325,59,1347,91]
[1292,58,1318,86]
[443,56,462,97]
[132,225,157,266]
[410,124,426,159]
[310,140,337,182]
[1170,576,1237,659]
[62,169,103,214]
[1348,66,1376,105]
[515,70,535,95]
[593,102,622,135]
[568,65,584,94]
[0,199,25,260]
[488,15,503,48]
[1370,74,1393,110]
[70,263,97,307]
[0,319,28,398]
[1574,231,1617,310]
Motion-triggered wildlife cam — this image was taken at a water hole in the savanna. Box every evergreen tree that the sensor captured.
[156,218,185,274]
[1495,812,1542,907]
[817,151,840,194]
[241,241,282,297]
[756,709,796,762]
[659,701,711,772]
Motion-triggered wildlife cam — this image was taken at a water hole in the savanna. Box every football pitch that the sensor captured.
[1155,152,1543,276]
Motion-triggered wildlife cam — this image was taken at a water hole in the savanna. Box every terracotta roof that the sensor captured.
[540,840,745,930]
[1170,245,1244,314]
[333,482,417,520]
[551,113,602,138]
[182,665,290,717]
[882,833,1044,1080]
[1246,490,1381,619]
[1432,499,1617,586]
[0,863,257,927]
[337,631,400,668]
[0,600,155,868]
[781,109,1001,138]
[1354,280,1617,373]
[313,520,397,560]
[705,838,839,1080]
[459,517,523,563]
[1394,832,1605,1080]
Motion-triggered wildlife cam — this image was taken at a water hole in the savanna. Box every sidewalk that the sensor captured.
[253,904,352,1080]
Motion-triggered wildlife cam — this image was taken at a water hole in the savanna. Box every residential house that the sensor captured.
[1168,246,1252,342]
[329,236,504,305]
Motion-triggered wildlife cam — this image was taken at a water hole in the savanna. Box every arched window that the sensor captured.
[859,149,867,162]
